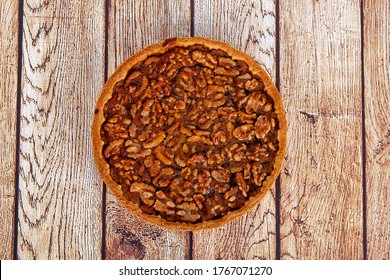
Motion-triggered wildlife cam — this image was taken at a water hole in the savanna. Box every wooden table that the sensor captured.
[0,0,389,260]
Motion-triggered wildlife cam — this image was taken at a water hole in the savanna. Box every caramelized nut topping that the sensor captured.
[100,44,280,223]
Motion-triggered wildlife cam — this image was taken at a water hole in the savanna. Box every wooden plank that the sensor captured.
[192,0,277,260]
[0,0,19,260]
[279,0,363,259]
[17,0,105,259]
[364,0,390,260]
[105,0,191,260]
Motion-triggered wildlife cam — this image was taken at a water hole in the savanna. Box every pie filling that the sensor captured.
[101,44,279,223]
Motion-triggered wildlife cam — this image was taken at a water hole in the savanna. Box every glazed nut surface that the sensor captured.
[93,37,287,229]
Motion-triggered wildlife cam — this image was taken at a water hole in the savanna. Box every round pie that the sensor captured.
[92,37,287,230]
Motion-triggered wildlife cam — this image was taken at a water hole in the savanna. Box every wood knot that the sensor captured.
[299,111,318,124]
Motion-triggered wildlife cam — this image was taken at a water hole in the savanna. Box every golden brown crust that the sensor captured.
[91,37,287,231]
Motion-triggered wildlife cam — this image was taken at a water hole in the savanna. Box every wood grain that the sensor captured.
[105,0,191,260]
[17,0,104,259]
[364,0,390,260]
[193,0,277,260]
[0,0,19,260]
[279,0,363,259]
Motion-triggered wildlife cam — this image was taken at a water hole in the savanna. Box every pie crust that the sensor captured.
[92,37,287,231]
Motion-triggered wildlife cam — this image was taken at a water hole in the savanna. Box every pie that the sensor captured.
[92,37,287,230]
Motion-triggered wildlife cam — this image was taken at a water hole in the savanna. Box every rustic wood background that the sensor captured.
[0,0,389,260]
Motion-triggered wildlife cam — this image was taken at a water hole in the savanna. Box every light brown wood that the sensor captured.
[279,0,363,259]
[105,0,191,259]
[364,0,390,260]
[17,0,104,259]
[0,0,386,261]
[0,0,19,260]
[192,0,277,260]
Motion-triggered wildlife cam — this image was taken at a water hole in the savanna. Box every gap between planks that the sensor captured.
[275,0,281,261]
[101,0,111,261]
[13,0,25,260]
[359,0,368,261]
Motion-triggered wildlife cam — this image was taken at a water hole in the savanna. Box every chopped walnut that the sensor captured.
[236,173,249,197]
[153,168,175,187]
[255,115,271,139]
[142,131,166,148]
[211,169,231,183]
[176,202,200,222]
[233,125,255,141]
[103,139,124,158]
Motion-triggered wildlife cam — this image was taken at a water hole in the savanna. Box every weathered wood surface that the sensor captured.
[279,0,364,259]
[0,0,19,260]
[105,0,191,260]
[17,0,104,259]
[1,0,389,260]
[364,0,390,260]
[192,0,278,260]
